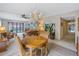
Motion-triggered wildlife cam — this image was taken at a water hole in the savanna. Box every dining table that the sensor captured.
[21,35,48,55]
[22,36,48,48]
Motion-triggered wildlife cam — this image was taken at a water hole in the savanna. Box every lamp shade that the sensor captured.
[0,26,6,33]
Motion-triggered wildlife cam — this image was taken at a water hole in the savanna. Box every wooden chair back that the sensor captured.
[14,36,26,56]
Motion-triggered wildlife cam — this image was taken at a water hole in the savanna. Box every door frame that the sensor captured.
[60,17,76,45]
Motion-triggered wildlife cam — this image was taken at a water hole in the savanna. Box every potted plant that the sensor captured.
[48,24,55,40]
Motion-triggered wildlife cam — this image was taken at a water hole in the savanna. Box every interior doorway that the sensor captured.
[60,17,75,44]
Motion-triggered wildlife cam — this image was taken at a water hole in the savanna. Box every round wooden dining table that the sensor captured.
[21,36,48,56]
[22,36,47,48]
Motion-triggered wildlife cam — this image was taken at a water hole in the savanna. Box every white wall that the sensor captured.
[0,20,1,26]
[44,17,60,40]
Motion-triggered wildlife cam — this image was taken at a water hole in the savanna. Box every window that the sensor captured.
[68,24,75,33]
[8,22,25,33]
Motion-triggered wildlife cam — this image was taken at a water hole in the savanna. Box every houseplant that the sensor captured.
[48,24,55,40]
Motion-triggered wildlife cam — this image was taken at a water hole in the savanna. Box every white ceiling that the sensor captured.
[0,3,79,16]
[0,12,31,21]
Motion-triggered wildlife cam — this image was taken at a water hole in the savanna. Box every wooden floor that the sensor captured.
[0,38,77,56]
[63,33,75,44]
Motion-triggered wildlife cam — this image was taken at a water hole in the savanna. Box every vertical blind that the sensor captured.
[8,22,24,33]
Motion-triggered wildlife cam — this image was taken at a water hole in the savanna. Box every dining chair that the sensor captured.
[15,36,27,56]
[38,41,48,56]
[14,36,36,56]
[33,36,48,56]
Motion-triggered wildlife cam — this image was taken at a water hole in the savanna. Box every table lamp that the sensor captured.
[0,26,6,38]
